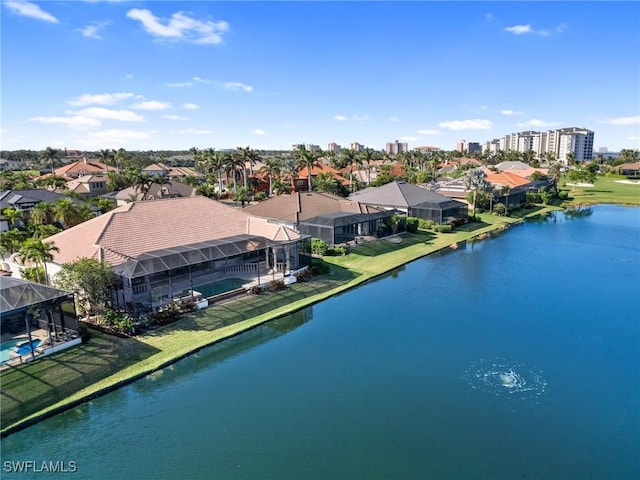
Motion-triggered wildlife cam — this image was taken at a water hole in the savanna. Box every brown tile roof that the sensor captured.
[482,169,531,188]
[54,160,116,179]
[46,196,301,267]
[294,163,350,185]
[244,192,382,223]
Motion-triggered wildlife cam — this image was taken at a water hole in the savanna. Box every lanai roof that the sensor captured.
[348,181,460,208]
[0,277,72,312]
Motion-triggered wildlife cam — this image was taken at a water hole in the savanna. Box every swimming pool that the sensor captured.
[0,338,26,363]
[194,278,245,298]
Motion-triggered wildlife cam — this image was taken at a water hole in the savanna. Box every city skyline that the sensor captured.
[2,1,639,153]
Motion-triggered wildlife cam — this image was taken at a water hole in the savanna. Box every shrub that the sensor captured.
[526,192,542,204]
[152,303,181,325]
[493,203,507,216]
[325,246,348,256]
[269,279,286,291]
[307,260,330,275]
[558,190,570,200]
[418,218,435,230]
[295,270,312,282]
[77,324,91,343]
[254,191,268,201]
[434,223,453,233]
[406,217,419,233]
[450,217,467,228]
[249,285,261,295]
[311,238,327,256]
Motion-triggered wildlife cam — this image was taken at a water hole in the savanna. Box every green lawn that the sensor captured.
[0,204,566,436]
[560,175,640,205]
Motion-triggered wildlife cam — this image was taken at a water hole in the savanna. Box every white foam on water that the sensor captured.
[464,358,547,400]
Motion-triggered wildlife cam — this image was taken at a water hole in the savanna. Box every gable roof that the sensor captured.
[54,160,115,178]
[294,163,351,185]
[113,180,196,201]
[244,191,383,223]
[0,189,77,209]
[348,181,457,208]
[495,161,533,171]
[46,196,302,268]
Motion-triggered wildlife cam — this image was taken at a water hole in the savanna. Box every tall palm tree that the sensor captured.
[37,175,68,191]
[40,147,60,174]
[464,169,491,217]
[225,152,246,191]
[293,145,323,192]
[98,149,115,168]
[234,147,262,190]
[18,238,60,285]
[210,150,229,194]
[259,157,282,196]
[114,148,129,172]
[132,173,155,200]
[0,228,29,256]
[340,149,361,193]
[358,148,380,185]
[52,198,81,228]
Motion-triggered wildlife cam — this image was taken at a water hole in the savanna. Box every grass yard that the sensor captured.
[560,176,640,205]
[0,205,560,436]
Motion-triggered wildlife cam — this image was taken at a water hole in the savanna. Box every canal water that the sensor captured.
[2,205,639,479]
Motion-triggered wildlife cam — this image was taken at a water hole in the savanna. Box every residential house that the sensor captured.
[0,189,86,232]
[51,159,115,181]
[349,181,468,224]
[291,163,350,192]
[482,168,531,208]
[0,277,79,364]
[245,191,397,245]
[44,196,310,311]
[617,162,640,177]
[65,175,109,199]
[109,180,197,206]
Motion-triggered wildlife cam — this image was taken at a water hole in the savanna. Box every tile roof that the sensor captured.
[113,180,196,201]
[46,196,301,267]
[294,163,350,185]
[349,181,458,208]
[244,192,382,223]
[482,169,531,188]
[54,160,115,178]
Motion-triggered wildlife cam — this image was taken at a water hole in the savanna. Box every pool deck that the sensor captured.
[0,329,80,371]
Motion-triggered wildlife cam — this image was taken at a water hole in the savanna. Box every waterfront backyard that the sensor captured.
[2,204,638,479]
[0,210,535,434]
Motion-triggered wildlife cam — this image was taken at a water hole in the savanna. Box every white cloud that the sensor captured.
[167,76,209,88]
[131,100,172,110]
[68,92,135,106]
[505,23,567,36]
[505,24,531,34]
[178,129,213,135]
[389,117,400,122]
[600,116,640,126]
[4,0,58,23]
[417,129,442,135]
[184,103,199,110]
[28,115,101,128]
[516,118,562,128]
[126,8,229,45]
[438,119,493,130]
[74,107,145,122]
[224,82,253,93]
[79,21,110,40]
[162,114,187,120]
[500,109,524,116]
[401,136,418,142]
[252,129,266,136]
[334,114,369,121]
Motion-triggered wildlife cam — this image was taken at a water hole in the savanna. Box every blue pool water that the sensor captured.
[0,338,25,363]
[2,205,639,479]
[194,277,245,298]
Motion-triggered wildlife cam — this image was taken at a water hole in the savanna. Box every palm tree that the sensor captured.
[464,169,491,217]
[340,149,361,193]
[114,148,129,172]
[271,179,291,196]
[566,152,575,167]
[40,147,60,174]
[234,147,262,190]
[37,175,68,191]
[359,148,380,185]
[98,149,115,168]
[225,152,246,191]
[2,207,24,229]
[29,201,54,226]
[210,150,229,194]
[233,186,250,207]
[259,157,282,196]
[31,224,62,239]
[52,198,81,228]
[0,228,29,256]
[132,173,155,200]
[293,145,323,192]
[500,185,511,214]
[18,238,59,285]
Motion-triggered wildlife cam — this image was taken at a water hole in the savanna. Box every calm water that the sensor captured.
[2,205,639,479]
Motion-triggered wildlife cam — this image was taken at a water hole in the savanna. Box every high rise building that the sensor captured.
[327,142,342,153]
[350,142,365,151]
[385,140,408,155]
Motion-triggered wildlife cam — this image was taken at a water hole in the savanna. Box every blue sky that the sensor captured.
[2,1,639,152]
